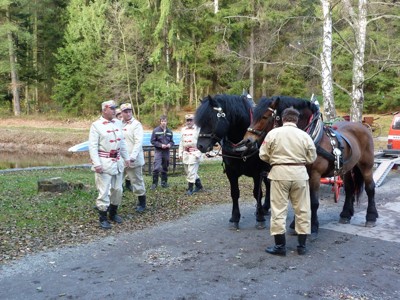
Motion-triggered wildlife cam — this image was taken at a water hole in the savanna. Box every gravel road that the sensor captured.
[1,170,399,300]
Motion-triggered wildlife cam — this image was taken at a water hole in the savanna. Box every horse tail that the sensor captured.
[352,166,365,203]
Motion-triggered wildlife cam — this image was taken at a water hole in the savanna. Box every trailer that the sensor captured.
[373,149,400,187]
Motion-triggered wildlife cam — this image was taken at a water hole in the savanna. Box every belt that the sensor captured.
[184,147,197,152]
[98,150,120,159]
[272,163,305,167]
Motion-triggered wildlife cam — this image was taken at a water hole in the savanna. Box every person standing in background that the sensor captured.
[179,114,203,195]
[120,103,147,213]
[259,107,317,256]
[88,100,130,229]
[150,115,174,189]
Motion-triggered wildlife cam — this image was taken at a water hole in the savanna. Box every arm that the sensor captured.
[130,122,144,161]
[150,128,162,149]
[88,123,102,171]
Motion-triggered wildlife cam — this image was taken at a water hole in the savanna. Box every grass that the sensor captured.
[0,161,255,264]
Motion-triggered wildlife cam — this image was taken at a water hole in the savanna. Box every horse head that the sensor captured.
[239,97,280,154]
[195,95,231,153]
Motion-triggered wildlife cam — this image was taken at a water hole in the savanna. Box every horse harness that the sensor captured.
[200,100,259,162]
[309,113,353,175]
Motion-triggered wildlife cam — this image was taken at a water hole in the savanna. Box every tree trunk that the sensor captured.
[343,0,367,122]
[261,63,267,96]
[249,28,254,98]
[214,0,218,14]
[6,7,21,116]
[320,0,336,121]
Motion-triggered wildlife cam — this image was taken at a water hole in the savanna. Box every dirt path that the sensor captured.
[1,171,399,300]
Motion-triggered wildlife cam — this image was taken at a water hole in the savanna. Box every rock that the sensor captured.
[38,177,69,193]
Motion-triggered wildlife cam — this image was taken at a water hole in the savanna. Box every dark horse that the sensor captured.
[241,96,378,238]
[195,94,270,229]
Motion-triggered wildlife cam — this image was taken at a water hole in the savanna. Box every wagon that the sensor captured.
[320,176,343,203]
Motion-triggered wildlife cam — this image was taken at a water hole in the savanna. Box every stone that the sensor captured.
[38,177,69,193]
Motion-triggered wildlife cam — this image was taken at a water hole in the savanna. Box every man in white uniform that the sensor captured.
[89,100,130,229]
[179,114,203,195]
[120,103,147,212]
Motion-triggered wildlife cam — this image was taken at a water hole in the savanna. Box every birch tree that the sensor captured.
[320,0,335,121]
[342,0,367,122]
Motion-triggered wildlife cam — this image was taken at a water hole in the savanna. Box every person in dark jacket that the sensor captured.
[150,115,174,189]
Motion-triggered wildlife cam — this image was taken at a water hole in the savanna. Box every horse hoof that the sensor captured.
[310,232,318,241]
[365,221,377,228]
[255,221,266,229]
[262,210,270,216]
[339,218,351,224]
[229,222,239,230]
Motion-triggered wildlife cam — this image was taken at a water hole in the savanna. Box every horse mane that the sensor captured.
[195,94,252,130]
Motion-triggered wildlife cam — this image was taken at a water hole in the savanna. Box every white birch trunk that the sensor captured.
[214,0,218,14]
[320,0,335,121]
[343,0,368,122]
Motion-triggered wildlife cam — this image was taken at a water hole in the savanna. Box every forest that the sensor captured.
[0,0,399,126]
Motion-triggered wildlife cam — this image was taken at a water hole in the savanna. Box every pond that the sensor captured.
[0,151,90,170]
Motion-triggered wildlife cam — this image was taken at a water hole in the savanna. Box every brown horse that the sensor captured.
[241,96,378,239]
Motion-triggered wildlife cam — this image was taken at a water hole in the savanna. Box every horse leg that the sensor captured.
[339,172,355,224]
[364,174,378,227]
[253,177,266,229]
[262,176,271,216]
[309,180,320,240]
[227,173,241,229]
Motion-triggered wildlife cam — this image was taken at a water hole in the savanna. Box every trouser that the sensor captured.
[184,162,200,183]
[125,166,146,196]
[152,150,170,177]
[270,179,311,235]
[95,171,124,211]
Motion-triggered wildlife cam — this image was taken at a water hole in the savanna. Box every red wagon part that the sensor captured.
[320,176,343,203]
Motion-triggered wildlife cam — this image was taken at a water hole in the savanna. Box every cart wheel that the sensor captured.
[333,177,340,203]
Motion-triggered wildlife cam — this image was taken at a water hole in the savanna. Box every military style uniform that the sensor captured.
[120,103,147,212]
[259,108,317,256]
[89,116,129,212]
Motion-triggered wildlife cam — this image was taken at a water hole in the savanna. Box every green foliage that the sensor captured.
[1,0,400,117]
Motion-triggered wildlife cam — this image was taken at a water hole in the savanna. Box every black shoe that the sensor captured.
[136,206,146,213]
[100,219,112,229]
[297,246,307,255]
[265,245,286,256]
[161,182,169,188]
[109,214,123,224]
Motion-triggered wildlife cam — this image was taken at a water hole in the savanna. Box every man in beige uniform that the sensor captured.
[89,100,130,229]
[120,103,147,212]
[178,114,203,195]
[259,108,317,255]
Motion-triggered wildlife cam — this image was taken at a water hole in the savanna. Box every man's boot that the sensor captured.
[108,204,123,224]
[265,234,286,256]
[297,234,307,255]
[161,173,169,188]
[150,174,158,190]
[193,178,203,193]
[124,179,133,192]
[136,195,146,213]
[99,210,112,229]
[186,182,194,195]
